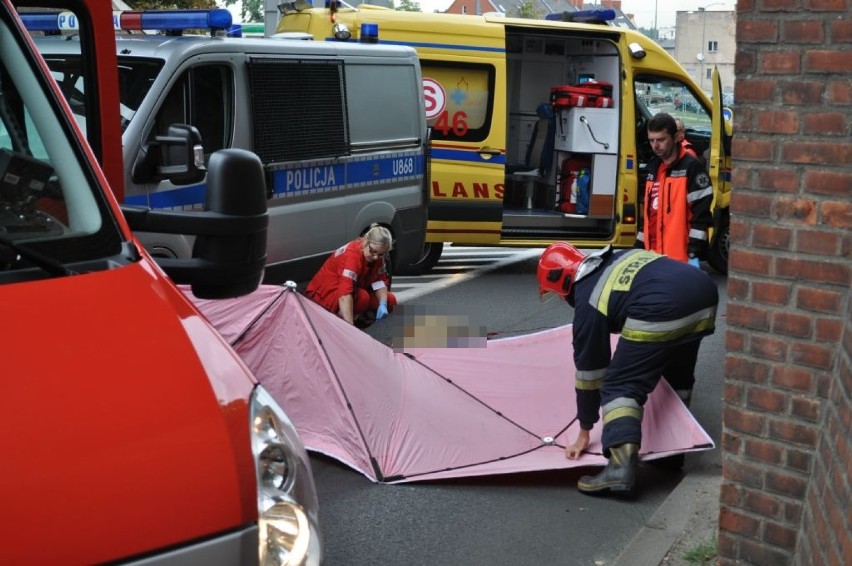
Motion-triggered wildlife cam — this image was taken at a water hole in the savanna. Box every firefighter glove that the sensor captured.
[376,300,389,320]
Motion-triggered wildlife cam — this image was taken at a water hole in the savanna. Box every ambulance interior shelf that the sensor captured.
[550,82,618,218]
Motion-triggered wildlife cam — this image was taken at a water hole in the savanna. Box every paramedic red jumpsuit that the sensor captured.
[569,247,718,456]
[305,240,396,319]
[638,147,713,262]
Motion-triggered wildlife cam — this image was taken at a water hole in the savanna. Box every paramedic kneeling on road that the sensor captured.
[636,113,713,267]
[306,224,397,326]
[538,242,718,495]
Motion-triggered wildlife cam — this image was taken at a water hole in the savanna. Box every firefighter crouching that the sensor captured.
[538,242,719,495]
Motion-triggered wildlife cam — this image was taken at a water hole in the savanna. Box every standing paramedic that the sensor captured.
[674,117,697,158]
[305,224,397,326]
[636,113,713,268]
[537,242,718,495]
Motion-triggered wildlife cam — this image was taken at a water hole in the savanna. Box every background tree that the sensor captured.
[514,1,540,19]
[637,26,659,42]
[222,0,263,21]
[395,0,422,12]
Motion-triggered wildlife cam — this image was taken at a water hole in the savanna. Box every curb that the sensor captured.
[612,469,722,566]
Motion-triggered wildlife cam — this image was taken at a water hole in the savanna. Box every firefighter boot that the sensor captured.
[577,443,639,494]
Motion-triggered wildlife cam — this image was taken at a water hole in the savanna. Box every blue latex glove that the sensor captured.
[688,257,701,269]
[376,300,389,320]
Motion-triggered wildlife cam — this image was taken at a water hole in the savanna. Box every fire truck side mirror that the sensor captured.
[190,148,268,299]
[121,148,268,299]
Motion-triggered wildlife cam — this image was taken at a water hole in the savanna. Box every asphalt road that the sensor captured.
[308,251,727,566]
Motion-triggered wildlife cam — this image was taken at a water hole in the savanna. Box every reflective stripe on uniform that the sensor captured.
[689,228,708,241]
[687,185,713,203]
[589,250,662,316]
[621,305,717,342]
[575,368,606,390]
[602,397,643,424]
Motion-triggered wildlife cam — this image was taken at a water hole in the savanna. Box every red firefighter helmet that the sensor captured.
[537,242,586,296]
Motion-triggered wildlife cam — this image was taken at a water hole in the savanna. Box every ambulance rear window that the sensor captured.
[421,61,495,144]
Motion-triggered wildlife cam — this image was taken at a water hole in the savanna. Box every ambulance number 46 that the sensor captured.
[432,110,468,137]
[423,77,468,137]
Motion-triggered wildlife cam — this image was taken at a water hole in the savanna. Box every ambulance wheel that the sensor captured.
[706,210,729,275]
[399,242,443,275]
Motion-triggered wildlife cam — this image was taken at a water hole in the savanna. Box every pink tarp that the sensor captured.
[187,285,713,484]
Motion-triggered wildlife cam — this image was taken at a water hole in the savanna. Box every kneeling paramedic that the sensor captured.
[306,224,397,326]
[538,243,718,494]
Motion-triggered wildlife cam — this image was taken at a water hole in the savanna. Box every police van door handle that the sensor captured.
[478,147,502,159]
[579,116,610,150]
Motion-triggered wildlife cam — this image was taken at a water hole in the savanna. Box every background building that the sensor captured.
[674,8,736,96]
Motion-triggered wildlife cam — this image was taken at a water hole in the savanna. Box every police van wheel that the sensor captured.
[706,211,729,275]
[398,242,443,276]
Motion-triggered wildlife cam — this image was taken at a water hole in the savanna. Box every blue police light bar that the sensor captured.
[19,9,233,33]
[18,12,74,31]
[545,9,616,24]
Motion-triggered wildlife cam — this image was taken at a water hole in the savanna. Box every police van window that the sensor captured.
[421,61,495,143]
[40,54,161,137]
[153,65,233,159]
[117,59,161,132]
[246,58,349,163]
[345,63,420,148]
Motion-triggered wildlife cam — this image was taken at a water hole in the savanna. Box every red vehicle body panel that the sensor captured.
[3,263,258,563]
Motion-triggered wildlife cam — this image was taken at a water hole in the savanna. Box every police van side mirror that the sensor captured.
[121,148,268,299]
[131,123,207,186]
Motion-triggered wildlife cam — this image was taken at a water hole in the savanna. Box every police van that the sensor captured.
[276,5,732,275]
[29,8,429,281]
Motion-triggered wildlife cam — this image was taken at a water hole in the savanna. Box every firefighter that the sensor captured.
[537,242,718,494]
[636,113,713,266]
[306,224,397,326]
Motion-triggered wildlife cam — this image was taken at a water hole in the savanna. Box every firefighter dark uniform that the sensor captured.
[637,147,713,263]
[569,246,718,492]
[306,240,396,318]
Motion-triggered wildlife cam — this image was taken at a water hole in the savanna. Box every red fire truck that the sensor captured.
[1,1,321,563]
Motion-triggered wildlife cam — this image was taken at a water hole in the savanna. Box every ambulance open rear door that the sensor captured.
[706,66,732,274]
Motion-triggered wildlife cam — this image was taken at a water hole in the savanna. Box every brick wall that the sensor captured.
[719,1,851,565]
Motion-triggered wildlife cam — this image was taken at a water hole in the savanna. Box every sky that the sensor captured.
[416,0,736,29]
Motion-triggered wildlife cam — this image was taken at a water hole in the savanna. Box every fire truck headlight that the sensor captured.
[250,386,322,566]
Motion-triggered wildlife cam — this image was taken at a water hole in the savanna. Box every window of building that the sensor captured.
[708,41,718,53]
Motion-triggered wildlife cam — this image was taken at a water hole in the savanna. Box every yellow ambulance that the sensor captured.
[277,5,732,275]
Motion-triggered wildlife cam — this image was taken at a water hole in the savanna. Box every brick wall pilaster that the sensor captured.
[721,2,851,564]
